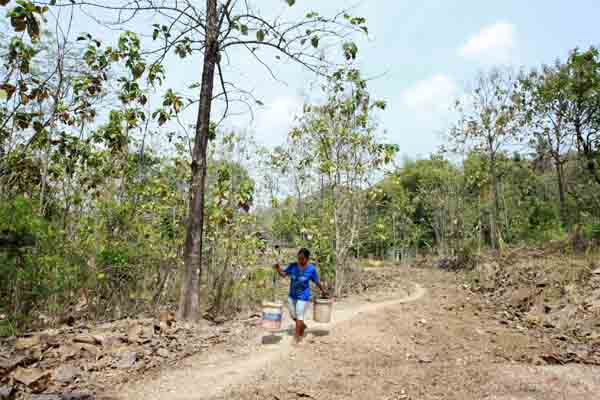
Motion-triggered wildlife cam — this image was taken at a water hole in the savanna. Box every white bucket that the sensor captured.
[261,301,283,330]
[313,298,333,323]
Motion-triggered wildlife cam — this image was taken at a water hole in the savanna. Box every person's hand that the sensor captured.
[273,263,281,271]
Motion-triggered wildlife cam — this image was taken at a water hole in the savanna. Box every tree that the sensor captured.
[562,47,600,186]
[204,132,257,317]
[365,171,418,262]
[450,69,522,249]
[0,2,180,327]
[278,67,398,294]
[521,62,573,226]
[49,0,369,321]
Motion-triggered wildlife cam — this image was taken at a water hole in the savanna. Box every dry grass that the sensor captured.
[364,258,385,268]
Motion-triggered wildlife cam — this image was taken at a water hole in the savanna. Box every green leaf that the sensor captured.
[342,41,358,60]
[208,121,217,141]
[374,100,386,110]
[350,17,367,26]
[0,89,7,101]
[311,36,319,48]
[256,30,265,42]
[240,24,248,35]
[285,0,295,5]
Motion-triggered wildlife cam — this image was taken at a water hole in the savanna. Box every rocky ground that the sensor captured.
[0,313,253,399]
[459,247,600,366]
[0,267,403,400]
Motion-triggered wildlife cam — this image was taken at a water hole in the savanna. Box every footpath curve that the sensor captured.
[117,283,426,400]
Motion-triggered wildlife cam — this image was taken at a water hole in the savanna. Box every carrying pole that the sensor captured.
[272,245,281,302]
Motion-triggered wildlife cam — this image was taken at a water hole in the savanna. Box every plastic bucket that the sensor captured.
[261,301,283,330]
[313,298,333,323]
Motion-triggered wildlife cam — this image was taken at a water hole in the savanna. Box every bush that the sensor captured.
[583,223,600,244]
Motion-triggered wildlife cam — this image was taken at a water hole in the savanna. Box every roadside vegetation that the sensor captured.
[1,0,599,348]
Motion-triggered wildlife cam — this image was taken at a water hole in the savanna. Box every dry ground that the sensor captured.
[115,266,600,400]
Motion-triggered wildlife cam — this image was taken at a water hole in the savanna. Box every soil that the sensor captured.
[0,267,412,399]
[108,266,600,400]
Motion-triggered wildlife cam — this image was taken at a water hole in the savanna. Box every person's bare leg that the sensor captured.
[294,320,302,342]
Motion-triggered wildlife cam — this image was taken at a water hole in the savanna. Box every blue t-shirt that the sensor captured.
[285,262,319,301]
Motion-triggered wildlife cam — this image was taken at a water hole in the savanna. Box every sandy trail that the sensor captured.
[117,279,424,400]
[117,268,600,400]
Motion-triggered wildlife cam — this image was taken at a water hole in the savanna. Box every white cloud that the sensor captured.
[459,22,517,64]
[252,95,304,146]
[396,74,459,153]
[400,74,457,114]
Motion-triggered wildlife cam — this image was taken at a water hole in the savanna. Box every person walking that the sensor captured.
[274,248,327,342]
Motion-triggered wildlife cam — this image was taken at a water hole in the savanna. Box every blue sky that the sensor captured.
[219,0,600,159]
[52,0,600,159]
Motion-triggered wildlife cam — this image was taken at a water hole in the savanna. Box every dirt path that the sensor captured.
[116,267,600,400]
[117,278,423,400]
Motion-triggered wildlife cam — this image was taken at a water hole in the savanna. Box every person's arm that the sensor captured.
[312,268,328,298]
[273,263,288,278]
[316,281,328,298]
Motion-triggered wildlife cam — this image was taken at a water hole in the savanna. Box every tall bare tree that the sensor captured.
[282,67,398,295]
[50,0,368,320]
[450,69,522,249]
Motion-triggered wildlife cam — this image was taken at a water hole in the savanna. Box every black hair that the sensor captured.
[298,248,310,259]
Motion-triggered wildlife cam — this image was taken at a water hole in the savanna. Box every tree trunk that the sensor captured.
[152,263,173,305]
[489,152,500,249]
[575,119,600,185]
[178,0,219,322]
[555,159,567,227]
